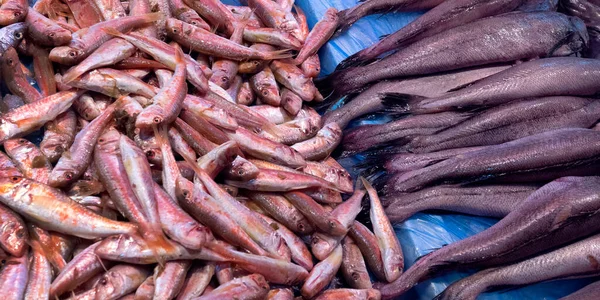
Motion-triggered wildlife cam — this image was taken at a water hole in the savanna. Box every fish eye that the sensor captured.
[237,170,244,176]
[68,51,77,57]
[7,58,13,65]
[262,91,268,96]
[10,176,20,182]
[17,139,26,144]
[145,150,155,158]
[64,172,74,180]
[49,33,55,37]
[182,190,189,198]
[221,77,228,83]
[13,32,22,39]
[153,117,162,124]
[191,21,198,26]
[13,11,21,17]
[172,28,178,33]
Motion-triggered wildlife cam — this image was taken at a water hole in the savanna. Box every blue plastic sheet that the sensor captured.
[290,1,593,299]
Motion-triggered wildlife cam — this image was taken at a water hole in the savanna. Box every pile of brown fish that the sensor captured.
[323,0,600,299]
[0,0,406,299]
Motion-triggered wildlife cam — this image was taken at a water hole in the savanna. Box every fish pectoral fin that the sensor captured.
[550,206,575,231]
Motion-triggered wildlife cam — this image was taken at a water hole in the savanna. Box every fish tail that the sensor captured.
[102,27,128,39]
[264,49,294,60]
[142,231,175,267]
[380,93,428,114]
[142,12,163,23]
[61,66,85,84]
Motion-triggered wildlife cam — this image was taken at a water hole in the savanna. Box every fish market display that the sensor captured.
[0,0,598,298]
[322,0,600,298]
[0,0,407,299]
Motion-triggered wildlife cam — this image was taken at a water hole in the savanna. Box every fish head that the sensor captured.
[174,176,194,202]
[0,2,27,25]
[134,105,166,129]
[165,17,188,37]
[0,23,25,52]
[1,46,19,73]
[0,175,26,195]
[48,163,78,188]
[49,46,83,66]
[3,138,33,155]
[45,27,72,47]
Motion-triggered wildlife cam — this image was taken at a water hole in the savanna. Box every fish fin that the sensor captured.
[379,33,390,40]
[265,49,294,60]
[142,12,163,23]
[102,27,128,39]
[380,93,427,113]
[336,52,367,70]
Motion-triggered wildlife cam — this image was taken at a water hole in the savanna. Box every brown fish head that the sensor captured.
[45,27,72,47]
[165,17,188,37]
[135,105,166,129]
[49,46,83,65]
[0,2,27,25]
[48,162,78,188]
[1,46,18,70]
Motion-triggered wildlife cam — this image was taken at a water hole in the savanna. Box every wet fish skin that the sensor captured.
[195,273,269,300]
[363,178,404,282]
[226,156,260,181]
[322,65,511,130]
[0,22,26,53]
[0,202,27,257]
[24,9,71,47]
[291,122,342,161]
[49,242,112,298]
[271,60,316,101]
[387,128,600,193]
[301,54,321,78]
[517,0,558,11]
[343,111,473,154]
[284,191,346,235]
[243,26,303,50]
[23,241,53,300]
[49,99,118,188]
[0,90,83,145]
[178,108,230,144]
[342,236,372,289]
[62,38,137,84]
[154,182,212,250]
[293,8,338,65]
[349,221,387,282]
[173,118,218,156]
[301,245,343,299]
[1,47,43,104]
[136,45,187,128]
[4,138,51,184]
[403,57,600,114]
[267,288,294,300]
[40,110,77,163]
[385,184,537,223]
[225,167,345,192]
[259,215,314,271]
[339,0,523,68]
[324,12,589,96]
[248,0,302,41]
[303,160,353,193]
[176,178,270,257]
[49,13,161,65]
[408,97,600,153]
[238,43,275,74]
[0,249,29,299]
[246,191,315,234]
[153,260,191,300]
[182,0,236,35]
[68,68,157,99]
[381,146,486,173]
[281,88,303,116]
[336,0,444,33]
[0,177,138,239]
[314,288,382,300]
[93,264,151,300]
[227,126,306,168]
[0,0,27,26]
[250,66,281,106]
[435,233,600,300]
[379,176,600,299]
[176,263,215,300]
